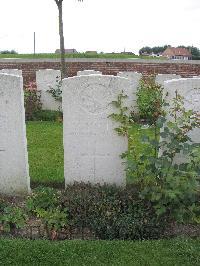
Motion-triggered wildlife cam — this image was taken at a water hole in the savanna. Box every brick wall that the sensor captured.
[0,58,200,85]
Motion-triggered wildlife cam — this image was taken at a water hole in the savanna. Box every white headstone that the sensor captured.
[0,69,22,76]
[0,74,30,195]
[117,72,142,111]
[163,77,200,164]
[77,70,102,76]
[156,74,181,86]
[62,75,133,186]
[36,69,62,111]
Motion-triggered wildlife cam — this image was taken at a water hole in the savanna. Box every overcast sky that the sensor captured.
[0,0,199,54]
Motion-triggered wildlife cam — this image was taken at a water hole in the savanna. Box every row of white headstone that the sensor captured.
[35,70,185,112]
[0,70,199,195]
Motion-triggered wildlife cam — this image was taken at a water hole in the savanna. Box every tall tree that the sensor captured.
[54,0,83,78]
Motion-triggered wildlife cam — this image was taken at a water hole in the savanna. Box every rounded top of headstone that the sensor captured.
[164,77,200,85]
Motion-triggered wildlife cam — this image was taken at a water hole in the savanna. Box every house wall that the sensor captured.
[0,58,199,85]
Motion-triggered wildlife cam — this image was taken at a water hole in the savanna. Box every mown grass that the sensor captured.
[0,238,200,265]
[26,122,154,185]
[26,122,64,186]
[0,53,159,60]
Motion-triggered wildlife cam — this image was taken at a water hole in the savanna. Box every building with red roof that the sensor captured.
[162,47,192,60]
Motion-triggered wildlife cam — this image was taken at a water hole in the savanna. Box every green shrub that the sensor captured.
[109,90,200,224]
[26,187,67,239]
[24,82,42,121]
[33,110,63,122]
[136,76,163,123]
[26,186,60,213]
[35,207,67,239]
[62,183,168,240]
[0,206,27,233]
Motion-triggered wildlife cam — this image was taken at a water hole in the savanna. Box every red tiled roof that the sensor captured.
[162,47,192,57]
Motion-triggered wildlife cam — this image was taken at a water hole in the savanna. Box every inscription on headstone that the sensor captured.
[0,74,30,195]
[62,75,133,186]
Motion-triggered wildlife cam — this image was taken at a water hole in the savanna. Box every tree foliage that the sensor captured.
[139,45,171,55]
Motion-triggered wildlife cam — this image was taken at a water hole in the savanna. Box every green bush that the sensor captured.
[136,76,163,123]
[109,90,200,224]
[24,82,42,121]
[33,110,63,122]
[26,186,60,213]
[0,205,27,233]
[62,183,168,240]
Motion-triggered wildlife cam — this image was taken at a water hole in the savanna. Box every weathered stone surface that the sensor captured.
[36,69,61,111]
[0,74,30,195]
[117,72,142,111]
[62,75,133,186]
[0,69,22,76]
[163,77,200,163]
[156,74,181,86]
[77,70,102,76]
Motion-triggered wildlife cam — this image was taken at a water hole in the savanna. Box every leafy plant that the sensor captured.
[26,187,67,239]
[26,187,60,213]
[24,82,42,120]
[35,207,67,240]
[109,89,200,224]
[136,76,163,124]
[0,206,27,233]
[47,77,62,103]
[108,92,131,136]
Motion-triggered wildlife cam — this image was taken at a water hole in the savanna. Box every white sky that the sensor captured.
[0,0,199,54]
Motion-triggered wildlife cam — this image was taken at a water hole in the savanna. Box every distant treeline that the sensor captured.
[0,50,18,54]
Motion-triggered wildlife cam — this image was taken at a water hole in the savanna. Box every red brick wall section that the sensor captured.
[0,59,200,85]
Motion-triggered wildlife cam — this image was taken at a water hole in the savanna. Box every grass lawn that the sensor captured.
[0,238,200,265]
[0,53,159,60]
[26,122,64,186]
[26,121,154,186]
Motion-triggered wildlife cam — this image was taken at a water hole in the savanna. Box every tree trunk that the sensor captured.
[58,2,66,79]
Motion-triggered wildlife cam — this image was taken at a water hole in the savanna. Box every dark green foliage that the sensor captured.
[139,45,170,55]
[136,76,163,123]
[0,50,17,54]
[62,183,168,240]
[32,110,63,121]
